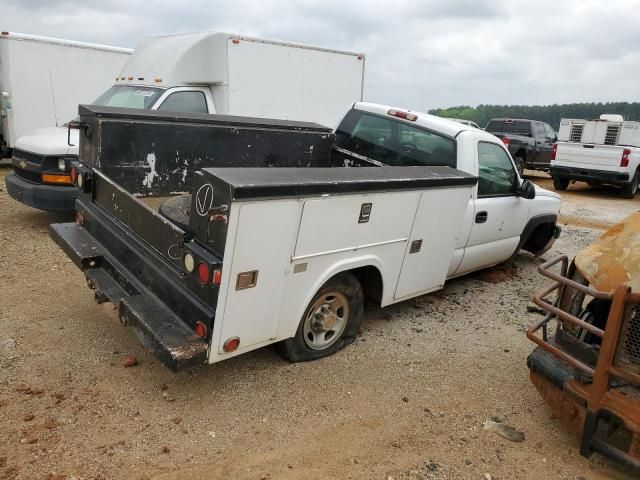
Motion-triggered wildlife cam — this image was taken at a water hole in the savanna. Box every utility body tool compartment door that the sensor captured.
[394,187,470,299]
[293,192,419,260]
[215,200,301,353]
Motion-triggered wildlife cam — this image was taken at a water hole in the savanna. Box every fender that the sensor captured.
[279,254,386,341]
[511,213,559,258]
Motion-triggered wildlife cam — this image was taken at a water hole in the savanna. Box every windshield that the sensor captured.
[92,86,163,110]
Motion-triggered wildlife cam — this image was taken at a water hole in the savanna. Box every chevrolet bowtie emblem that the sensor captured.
[19,160,26,169]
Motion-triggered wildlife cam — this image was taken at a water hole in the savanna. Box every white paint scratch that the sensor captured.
[142,152,157,188]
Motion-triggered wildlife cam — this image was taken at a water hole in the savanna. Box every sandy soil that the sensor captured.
[0,166,638,480]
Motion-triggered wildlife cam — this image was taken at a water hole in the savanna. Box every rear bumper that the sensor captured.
[49,204,210,371]
[550,166,630,184]
[5,172,77,211]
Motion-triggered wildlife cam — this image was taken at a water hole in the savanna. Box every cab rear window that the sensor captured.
[485,120,531,136]
[336,110,456,168]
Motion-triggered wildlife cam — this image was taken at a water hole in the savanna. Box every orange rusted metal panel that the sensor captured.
[575,212,640,293]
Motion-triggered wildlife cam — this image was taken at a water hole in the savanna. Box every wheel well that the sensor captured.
[350,266,383,307]
[522,222,556,254]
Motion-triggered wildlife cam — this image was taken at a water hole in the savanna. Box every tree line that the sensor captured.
[428,102,640,130]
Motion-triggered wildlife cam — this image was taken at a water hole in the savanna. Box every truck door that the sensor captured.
[454,141,530,275]
[536,123,556,167]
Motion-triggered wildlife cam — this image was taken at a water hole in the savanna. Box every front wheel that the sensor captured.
[278,272,364,362]
[620,171,639,199]
[553,176,569,191]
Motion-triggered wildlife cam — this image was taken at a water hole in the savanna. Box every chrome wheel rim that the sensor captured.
[303,291,349,350]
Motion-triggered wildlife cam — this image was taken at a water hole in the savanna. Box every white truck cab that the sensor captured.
[7,31,365,211]
[337,103,562,277]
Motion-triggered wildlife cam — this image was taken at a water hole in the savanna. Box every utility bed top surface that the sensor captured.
[78,104,332,132]
[202,166,478,199]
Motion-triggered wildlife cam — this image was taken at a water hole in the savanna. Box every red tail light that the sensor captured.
[70,166,78,184]
[223,337,240,353]
[197,262,210,284]
[621,148,631,168]
[551,143,558,161]
[194,321,207,338]
[501,136,510,147]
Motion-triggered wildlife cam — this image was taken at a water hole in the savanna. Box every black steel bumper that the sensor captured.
[49,212,210,371]
[550,166,630,185]
[5,172,77,211]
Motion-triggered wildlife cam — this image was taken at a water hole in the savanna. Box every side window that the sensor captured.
[158,91,208,114]
[534,123,546,137]
[477,142,517,197]
[544,124,555,139]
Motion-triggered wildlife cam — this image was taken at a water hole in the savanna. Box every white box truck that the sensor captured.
[6,32,365,211]
[0,31,132,157]
[551,114,640,197]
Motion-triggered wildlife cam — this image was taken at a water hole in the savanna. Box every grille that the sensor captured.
[14,168,41,183]
[616,304,640,373]
[604,124,621,145]
[569,124,584,142]
[12,149,45,165]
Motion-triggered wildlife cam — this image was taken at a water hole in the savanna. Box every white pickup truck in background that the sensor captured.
[550,114,640,198]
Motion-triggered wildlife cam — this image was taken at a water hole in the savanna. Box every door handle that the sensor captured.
[475,211,488,223]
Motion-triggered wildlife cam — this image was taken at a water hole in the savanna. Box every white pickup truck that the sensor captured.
[551,115,640,198]
[50,102,562,370]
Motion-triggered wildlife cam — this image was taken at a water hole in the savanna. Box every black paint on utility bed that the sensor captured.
[201,166,478,200]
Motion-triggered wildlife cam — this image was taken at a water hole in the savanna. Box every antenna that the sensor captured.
[48,69,59,127]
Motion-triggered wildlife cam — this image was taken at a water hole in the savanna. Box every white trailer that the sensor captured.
[0,32,132,155]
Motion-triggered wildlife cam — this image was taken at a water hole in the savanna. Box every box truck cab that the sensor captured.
[6,32,365,211]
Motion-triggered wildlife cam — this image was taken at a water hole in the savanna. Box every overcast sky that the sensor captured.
[4,0,640,111]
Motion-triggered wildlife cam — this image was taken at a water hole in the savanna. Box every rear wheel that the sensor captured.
[553,176,569,191]
[620,171,639,199]
[278,272,364,362]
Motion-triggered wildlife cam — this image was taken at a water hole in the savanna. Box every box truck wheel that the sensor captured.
[553,176,569,191]
[620,170,639,199]
[279,272,364,362]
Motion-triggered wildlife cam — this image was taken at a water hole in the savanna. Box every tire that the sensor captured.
[620,171,639,199]
[553,176,569,191]
[278,272,364,362]
[514,156,525,176]
[158,195,192,231]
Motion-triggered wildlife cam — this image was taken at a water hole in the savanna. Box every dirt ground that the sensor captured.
[1,166,639,480]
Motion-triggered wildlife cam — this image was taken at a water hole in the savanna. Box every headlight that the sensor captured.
[58,158,66,171]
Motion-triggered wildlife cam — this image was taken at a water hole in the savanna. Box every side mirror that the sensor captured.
[517,179,536,199]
